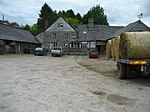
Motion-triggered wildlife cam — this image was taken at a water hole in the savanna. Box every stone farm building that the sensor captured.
[36,17,150,54]
[0,21,41,54]
[36,17,123,54]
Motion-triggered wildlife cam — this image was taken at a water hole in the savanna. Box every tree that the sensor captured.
[22,24,30,31]
[37,3,58,31]
[65,9,75,18]
[57,10,82,25]
[65,18,80,25]
[82,5,109,25]
[76,13,82,22]
[30,24,42,36]
[58,10,66,17]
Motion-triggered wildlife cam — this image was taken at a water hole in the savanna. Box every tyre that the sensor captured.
[118,63,126,79]
[148,73,150,77]
[126,64,131,78]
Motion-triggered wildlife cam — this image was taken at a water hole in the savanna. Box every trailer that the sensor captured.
[106,32,150,79]
[110,58,150,79]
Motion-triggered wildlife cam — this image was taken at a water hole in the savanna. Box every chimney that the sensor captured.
[88,18,94,30]
[2,15,4,21]
[44,19,48,30]
[9,23,16,29]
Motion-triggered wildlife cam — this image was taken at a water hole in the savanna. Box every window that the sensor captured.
[64,33,69,41]
[51,42,57,47]
[72,32,76,37]
[81,43,87,48]
[52,33,56,38]
[58,23,63,28]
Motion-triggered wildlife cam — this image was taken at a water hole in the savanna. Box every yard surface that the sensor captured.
[0,55,150,112]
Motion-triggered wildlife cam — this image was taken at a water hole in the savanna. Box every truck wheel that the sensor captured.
[118,63,126,79]
[126,64,131,78]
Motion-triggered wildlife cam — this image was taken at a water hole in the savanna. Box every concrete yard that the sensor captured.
[0,55,150,112]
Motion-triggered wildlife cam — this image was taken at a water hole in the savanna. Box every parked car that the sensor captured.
[34,47,47,56]
[88,50,99,58]
[51,47,63,57]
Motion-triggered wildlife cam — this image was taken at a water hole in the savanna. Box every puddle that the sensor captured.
[91,90,106,96]
[0,105,7,110]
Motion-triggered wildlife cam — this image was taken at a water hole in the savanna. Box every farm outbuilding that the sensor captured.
[0,22,41,54]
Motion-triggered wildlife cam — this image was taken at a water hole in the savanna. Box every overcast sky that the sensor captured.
[0,0,150,27]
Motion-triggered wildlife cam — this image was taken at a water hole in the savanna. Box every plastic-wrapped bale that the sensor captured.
[119,32,150,59]
[114,36,120,59]
[111,38,116,58]
[106,39,112,58]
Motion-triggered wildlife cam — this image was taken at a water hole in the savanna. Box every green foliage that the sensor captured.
[23,24,30,31]
[65,18,81,25]
[82,5,109,25]
[76,13,82,21]
[57,10,82,25]
[65,9,76,18]
[22,24,42,36]
[30,24,43,36]
[20,3,109,36]
[37,3,58,31]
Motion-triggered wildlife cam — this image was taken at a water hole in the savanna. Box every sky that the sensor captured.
[0,0,150,27]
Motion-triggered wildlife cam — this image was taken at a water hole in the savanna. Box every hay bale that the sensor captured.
[111,38,116,58]
[119,32,150,59]
[114,36,120,59]
[106,40,112,58]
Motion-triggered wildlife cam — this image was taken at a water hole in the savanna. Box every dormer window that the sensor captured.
[58,23,63,28]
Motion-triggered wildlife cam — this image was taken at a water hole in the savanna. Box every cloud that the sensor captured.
[0,0,41,25]
[100,0,150,26]
[139,0,150,17]
[0,0,150,26]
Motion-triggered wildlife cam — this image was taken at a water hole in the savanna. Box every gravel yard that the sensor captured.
[0,55,150,112]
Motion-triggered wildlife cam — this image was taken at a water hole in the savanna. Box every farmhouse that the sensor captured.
[36,17,123,54]
[36,17,150,54]
[0,21,41,54]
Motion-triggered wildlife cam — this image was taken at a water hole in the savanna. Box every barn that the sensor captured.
[0,22,41,54]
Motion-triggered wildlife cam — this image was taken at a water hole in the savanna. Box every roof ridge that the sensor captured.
[126,20,140,32]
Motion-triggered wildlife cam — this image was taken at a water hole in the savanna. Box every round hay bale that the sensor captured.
[111,38,116,58]
[119,32,150,59]
[114,36,120,59]
[106,39,112,58]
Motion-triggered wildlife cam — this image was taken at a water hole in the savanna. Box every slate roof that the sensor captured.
[46,17,76,32]
[35,32,45,43]
[73,25,123,41]
[0,23,40,44]
[109,20,150,39]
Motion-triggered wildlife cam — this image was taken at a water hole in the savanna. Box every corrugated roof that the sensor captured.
[0,23,40,44]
